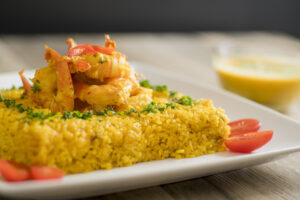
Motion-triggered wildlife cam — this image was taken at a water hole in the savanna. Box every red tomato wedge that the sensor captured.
[0,159,30,182]
[67,44,97,57]
[67,44,115,57]
[228,119,261,136]
[225,130,273,153]
[92,45,114,54]
[30,166,64,180]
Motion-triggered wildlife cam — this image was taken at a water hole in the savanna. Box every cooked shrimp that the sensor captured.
[119,87,153,111]
[18,69,31,93]
[83,62,133,82]
[69,51,127,80]
[21,35,144,113]
[72,62,140,109]
[74,76,138,111]
[31,46,74,112]
[70,59,91,73]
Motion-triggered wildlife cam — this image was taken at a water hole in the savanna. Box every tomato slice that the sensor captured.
[0,159,30,182]
[67,44,97,57]
[92,45,114,54]
[225,130,273,153]
[30,166,64,180]
[228,119,261,136]
[67,44,115,57]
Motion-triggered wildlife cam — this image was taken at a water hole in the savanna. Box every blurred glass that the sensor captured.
[213,38,300,112]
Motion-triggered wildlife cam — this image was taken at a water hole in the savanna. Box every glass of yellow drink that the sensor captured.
[213,39,300,112]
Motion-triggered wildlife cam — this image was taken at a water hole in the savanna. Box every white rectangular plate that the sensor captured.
[0,62,299,200]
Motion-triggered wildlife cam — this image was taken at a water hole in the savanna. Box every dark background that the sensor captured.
[1,0,300,36]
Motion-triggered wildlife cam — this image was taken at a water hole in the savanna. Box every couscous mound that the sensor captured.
[0,88,230,174]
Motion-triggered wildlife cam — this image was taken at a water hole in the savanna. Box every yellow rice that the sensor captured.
[0,89,230,174]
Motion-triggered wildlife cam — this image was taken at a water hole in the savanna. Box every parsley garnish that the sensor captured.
[139,80,168,92]
[4,99,16,108]
[124,108,138,115]
[96,106,116,116]
[154,85,168,92]
[139,80,152,88]
[141,102,158,114]
[166,102,176,109]
[32,80,41,93]
[169,91,177,97]
[177,96,194,106]
[0,98,57,124]
[62,110,93,120]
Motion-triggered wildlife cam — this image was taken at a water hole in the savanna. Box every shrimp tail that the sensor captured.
[66,38,77,49]
[18,69,31,93]
[105,34,116,50]
[44,45,60,62]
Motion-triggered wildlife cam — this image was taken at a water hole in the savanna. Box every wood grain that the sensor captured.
[1,32,300,200]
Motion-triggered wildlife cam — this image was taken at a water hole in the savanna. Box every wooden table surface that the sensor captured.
[0,32,300,200]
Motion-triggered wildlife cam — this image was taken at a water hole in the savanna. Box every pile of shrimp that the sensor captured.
[19,35,143,112]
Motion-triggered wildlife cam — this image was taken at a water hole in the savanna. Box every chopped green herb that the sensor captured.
[81,110,93,119]
[114,112,121,116]
[124,108,138,115]
[106,106,115,113]
[169,91,177,97]
[130,108,137,112]
[96,110,107,116]
[124,110,130,115]
[62,110,93,120]
[141,101,157,113]
[177,96,194,106]
[32,80,41,93]
[166,102,176,109]
[62,111,72,119]
[139,80,168,92]
[0,98,58,122]
[157,106,166,111]
[4,99,16,108]
[11,85,16,90]
[26,108,33,115]
[139,80,152,89]
[96,106,117,116]
[70,110,81,118]
[16,104,25,113]
[154,85,168,92]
